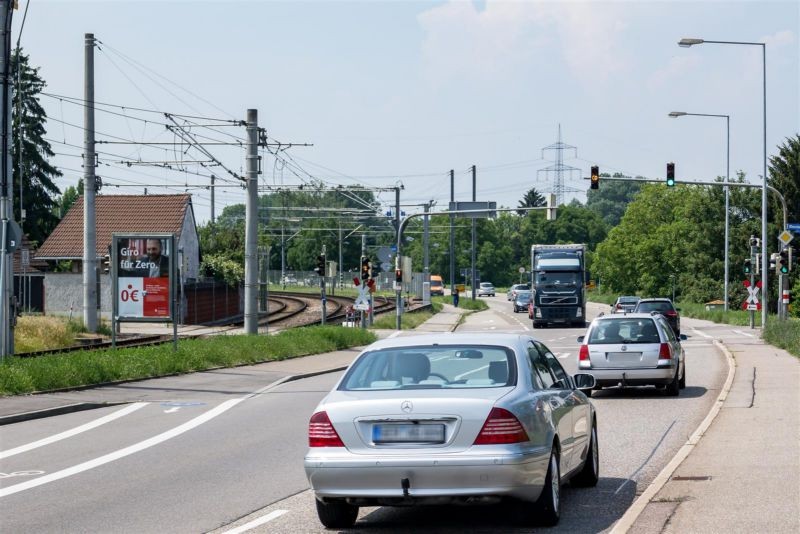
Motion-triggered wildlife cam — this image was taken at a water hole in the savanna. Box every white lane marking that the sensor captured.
[733,330,755,338]
[557,352,570,360]
[455,365,489,380]
[221,510,289,534]
[691,328,713,339]
[163,407,180,414]
[0,378,287,499]
[0,402,148,460]
[388,331,402,338]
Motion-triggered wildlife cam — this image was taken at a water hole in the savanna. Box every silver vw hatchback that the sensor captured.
[577,313,685,396]
[305,333,599,528]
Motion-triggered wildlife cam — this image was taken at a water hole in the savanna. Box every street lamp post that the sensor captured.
[669,111,730,311]
[679,38,767,326]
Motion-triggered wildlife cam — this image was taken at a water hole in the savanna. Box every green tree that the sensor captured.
[768,134,800,225]
[517,187,546,216]
[586,175,642,228]
[58,181,81,218]
[12,50,62,246]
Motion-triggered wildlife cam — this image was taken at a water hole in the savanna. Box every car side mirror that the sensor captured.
[676,308,681,312]
[577,336,585,343]
[573,373,596,394]
[680,334,687,341]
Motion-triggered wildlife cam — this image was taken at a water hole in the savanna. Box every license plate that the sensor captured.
[372,423,445,444]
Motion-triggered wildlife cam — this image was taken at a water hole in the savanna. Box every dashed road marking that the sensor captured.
[691,328,713,339]
[221,510,289,534]
[733,330,755,338]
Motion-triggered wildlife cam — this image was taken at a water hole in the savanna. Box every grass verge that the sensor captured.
[0,326,376,396]
[370,302,443,330]
[763,318,800,358]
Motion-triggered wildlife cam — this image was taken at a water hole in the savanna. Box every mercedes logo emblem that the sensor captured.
[401,401,413,413]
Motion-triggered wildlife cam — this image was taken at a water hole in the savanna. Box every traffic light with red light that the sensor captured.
[590,166,599,190]
[360,256,370,280]
[395,268,403,284]
[666,162,675,187]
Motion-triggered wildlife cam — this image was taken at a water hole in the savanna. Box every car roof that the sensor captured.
[637,298,672,302]
[363,332,531,351]
[593,313,657,322]
[618,296,640,301]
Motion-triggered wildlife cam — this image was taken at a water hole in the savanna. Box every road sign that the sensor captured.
[353,285,370,311]
[788,223,800,232]
[377,247,392,263]
[778,230,793,246]
[448,201,497,218]
[518,267,525,273]
[742,279,762,311]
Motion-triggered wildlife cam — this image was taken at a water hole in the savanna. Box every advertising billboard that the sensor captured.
[112,234,175,322]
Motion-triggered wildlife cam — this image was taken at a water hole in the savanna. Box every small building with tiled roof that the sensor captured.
[36,194,200,317]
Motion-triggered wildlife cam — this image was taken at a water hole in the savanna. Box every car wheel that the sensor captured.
[665,369,680,397]
[535,450,561,526]
[315,498,358,529]
[572,423,599,487]
[679,365,686,389]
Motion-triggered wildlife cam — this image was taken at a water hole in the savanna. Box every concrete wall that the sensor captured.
[179,208,200,280]
[44,272,113,320]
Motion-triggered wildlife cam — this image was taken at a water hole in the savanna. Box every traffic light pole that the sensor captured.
[320,245,326,326]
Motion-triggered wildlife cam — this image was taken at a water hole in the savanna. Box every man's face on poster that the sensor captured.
[146,239,162,261]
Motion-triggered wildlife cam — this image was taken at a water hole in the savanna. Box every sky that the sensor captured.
[14,0,800,225]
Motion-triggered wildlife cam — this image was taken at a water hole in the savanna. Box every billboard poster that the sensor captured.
[112,234,175,321]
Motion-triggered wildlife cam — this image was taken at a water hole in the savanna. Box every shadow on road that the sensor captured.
[339,476,636,533]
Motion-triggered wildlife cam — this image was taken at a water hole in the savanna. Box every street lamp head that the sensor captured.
[668,111,687,118]
[678,38,705,47]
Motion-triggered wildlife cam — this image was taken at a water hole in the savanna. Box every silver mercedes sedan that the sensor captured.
[304,333,599,528]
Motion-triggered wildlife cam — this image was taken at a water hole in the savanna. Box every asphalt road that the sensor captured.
[0,297,729,533]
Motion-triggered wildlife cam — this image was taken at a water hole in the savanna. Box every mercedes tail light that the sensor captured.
[309,411,344,447]
[473,408,529,445]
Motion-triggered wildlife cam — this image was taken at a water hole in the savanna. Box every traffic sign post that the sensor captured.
[742,279,762,329]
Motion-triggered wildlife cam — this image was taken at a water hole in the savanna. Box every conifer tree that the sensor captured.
[11,50,61,247]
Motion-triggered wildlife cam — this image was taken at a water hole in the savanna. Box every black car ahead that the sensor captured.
[634,298,680,336]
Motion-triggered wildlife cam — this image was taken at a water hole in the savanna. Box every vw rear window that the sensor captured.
[588,319,661,344]
[340,345,517,390]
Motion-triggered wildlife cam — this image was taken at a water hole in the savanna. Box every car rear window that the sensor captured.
[636,301,673,312]
[339,345,516,390]
[588,319,661,344]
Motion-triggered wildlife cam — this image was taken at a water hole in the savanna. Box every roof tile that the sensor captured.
[36,194,191,259]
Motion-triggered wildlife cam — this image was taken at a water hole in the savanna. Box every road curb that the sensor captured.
[609,338,736,533]
[0,402,129,426]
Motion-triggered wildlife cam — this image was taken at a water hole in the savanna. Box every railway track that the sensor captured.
[16,292,396,358]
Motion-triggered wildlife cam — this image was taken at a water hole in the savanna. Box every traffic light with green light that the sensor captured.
[779,249,789,274]
[666,162,675,187]
[590,166,599,190]
[743,259,752,274]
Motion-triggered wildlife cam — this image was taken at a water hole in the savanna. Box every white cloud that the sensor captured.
[647,55,702,90]
[417,0,630,86]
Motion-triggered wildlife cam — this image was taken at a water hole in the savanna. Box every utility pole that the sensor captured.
[210,175,215,224]
[320,244,327,326]
[360,233,366,328]
[449,169,455,300]
[0,0,14,357]
[395,186,402,330]
[243,109,258,334]
[471,165,477,300]
[83,33,98,333]
[423,200,430,304]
